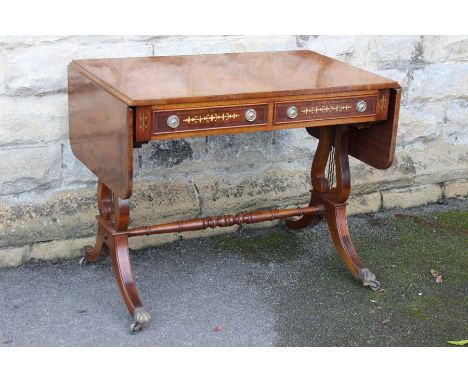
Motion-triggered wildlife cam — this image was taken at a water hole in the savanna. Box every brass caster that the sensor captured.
[78,256,88,266]
[79,246,92,266]
[358,268,381,291]
[130,307,150,334]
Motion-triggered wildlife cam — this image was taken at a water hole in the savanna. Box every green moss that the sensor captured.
[430,209,468,232]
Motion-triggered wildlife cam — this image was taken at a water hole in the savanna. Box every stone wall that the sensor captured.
[0,35,467,268]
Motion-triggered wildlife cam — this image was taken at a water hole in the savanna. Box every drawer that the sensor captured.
[274,95,379,124]
[153,104,268,134]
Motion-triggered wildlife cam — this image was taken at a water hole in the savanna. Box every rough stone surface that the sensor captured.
[347,192,382,216]
[29,237,93,262]
[382,184,443,210]
[0,145,62,195]
[0,246,29,268]
[0,49,5,95]
[444,180,468,198]
[0,35,467,267]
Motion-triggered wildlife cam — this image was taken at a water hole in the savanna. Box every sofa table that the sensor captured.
[68,50,401,333]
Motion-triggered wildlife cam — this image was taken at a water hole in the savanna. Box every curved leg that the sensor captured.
[109,234,150,333]
[80,181,112,265]
[323,200,380,290]
[81,224,107,264]
[294,125,380,290]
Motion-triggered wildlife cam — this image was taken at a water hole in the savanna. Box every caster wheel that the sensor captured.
[368,280,381,291]
[130,322,142,334]
[129,307,151,333]
[358,268,381,291]
[78,256,88,266]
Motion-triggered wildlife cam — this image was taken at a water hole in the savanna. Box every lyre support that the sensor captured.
[287,125,380,290]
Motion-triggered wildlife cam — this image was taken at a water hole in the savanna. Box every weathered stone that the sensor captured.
[382,184,443,210]
[0,49,5,94]
[61,141,97,187]
[0,179,202,249]
[130,180,200,227]
[347,192,382,216]
[444,180,468,198]
[297,35,369,67]
[29,237,93,261]
[367,36,424,69]
[443,99,468,145]
[194,165,310,215]
[424,36,468,64]
[0,94,68,146]
[0,145,62,195]
[4,41,153,96]
[153,35,297,56]
[397,102,444,147]
[0,187,98,248]
[0,245,29,268]
[407,64,468,101]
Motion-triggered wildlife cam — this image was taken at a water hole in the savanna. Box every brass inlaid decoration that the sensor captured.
[379,95,387,112]
[183,112,240,124]
[138,113,149,131]
[301,104,352,115]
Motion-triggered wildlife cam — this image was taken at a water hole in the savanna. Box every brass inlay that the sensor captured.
[183,112,240,124]
[379,95,387,112]
[301,104,352,115]
[139,113,148,131]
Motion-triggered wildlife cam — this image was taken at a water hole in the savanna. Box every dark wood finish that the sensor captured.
[287,126,380,289]
[123,205,323,237]
[153,104,268,135]
[307,88,401,170]
[274,95,377,124]
[68,66,134,199]
[70,50,400,332]
[348,88,402,169]
[70,50,398,106]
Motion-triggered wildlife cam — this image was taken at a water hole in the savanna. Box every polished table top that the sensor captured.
[70,50,398,106]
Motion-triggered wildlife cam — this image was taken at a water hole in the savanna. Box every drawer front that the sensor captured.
[153,104,268,134]
[274,96,378,124]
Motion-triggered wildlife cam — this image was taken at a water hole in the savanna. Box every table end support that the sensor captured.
[297,125,381,290]
[81,181,151,332]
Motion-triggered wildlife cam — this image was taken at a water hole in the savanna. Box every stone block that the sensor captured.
[367,36,424,69]
[397,102,444,146]
[0,145,62,195]
[0,49,5,94]
[297,35,370,67]
[194,165,310,215]
[0,245,29,268]
[407,64,467,101]
[29,237,93,261]
[424,36,468,64]
[443,99,468,145]
[444,180,468,198]
[61,141,97,187]
[153,35,297,56]
[347,192,382,216]
[0,94,68,146]
[382,184,442,210]
[4,40,153,96]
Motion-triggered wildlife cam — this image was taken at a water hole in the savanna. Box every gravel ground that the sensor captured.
[0,198,466,346]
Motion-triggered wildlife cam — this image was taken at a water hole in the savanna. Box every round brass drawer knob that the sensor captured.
[287,106,298,119]
[356,100,367,113]
[167,115,180,129]
[245,108,257,122]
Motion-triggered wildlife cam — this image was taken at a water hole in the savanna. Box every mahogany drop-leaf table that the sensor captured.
[68,50,401,333]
